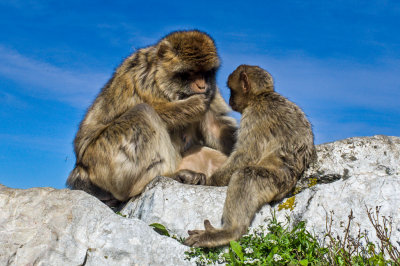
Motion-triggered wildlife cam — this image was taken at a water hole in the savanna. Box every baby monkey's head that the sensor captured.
[227,64,274,113]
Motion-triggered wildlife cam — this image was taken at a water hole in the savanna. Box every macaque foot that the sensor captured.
[185,220,235,248]
[170,169,206,185]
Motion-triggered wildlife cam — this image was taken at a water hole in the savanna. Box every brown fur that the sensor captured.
[66,30,237,206]
[185,64,316,247]
[177,146,228,178]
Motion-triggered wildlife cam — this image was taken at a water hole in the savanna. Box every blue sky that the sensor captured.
[1,0,399,189]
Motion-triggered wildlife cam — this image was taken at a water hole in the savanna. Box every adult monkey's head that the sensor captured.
[155,30,220,101]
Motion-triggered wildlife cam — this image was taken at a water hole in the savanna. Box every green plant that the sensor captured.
[149,223,186,244]
[149,223,170,236]
[185,208,400,265]
[324,208,399,265]
[185,213,328,265]
[146,207,399,265]
[115,211,127,217]
[367,206,400,265]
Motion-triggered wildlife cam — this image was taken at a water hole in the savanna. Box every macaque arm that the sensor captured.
[200,91,237,155]
[152,94,207,129]
[207,151,248,186]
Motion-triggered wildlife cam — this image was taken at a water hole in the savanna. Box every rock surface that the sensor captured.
[122,135,400,246]
[0,185,191,265]
[1,135,399,265]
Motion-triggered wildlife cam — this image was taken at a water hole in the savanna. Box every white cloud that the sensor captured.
[0,91,28,109]
[0,45,109,108]
[1,44,398,144]
[4,43,397,112]
[219,52,400,111]
[218,52,400,143]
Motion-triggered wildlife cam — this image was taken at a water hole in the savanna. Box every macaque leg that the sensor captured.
[83,103,179,202]
[185,166,293,247]
[178,146,228,177]
[170,146,227,185]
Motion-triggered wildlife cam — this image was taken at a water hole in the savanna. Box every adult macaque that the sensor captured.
[67,31,236,206]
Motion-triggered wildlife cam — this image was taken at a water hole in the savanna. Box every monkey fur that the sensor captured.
[185,64,316,247]
[177,145,228,179]
[66,30,236,206]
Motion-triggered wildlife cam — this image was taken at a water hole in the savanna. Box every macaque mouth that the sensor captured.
[178,88,209,100]
[191,88,206,94]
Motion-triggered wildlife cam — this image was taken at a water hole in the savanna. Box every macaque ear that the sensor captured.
[240,71,250,94]
[157,41,171,58]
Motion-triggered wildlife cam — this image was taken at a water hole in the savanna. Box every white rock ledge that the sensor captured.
[122,135,400,246]
[1,135,399,265]
[0,186,191,265]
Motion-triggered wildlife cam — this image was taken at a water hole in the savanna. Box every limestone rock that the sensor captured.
[122,135,400,246]
[1,135,399,265]
[303,134,400,183]
[123,176,227,237]
[0,186,191,265]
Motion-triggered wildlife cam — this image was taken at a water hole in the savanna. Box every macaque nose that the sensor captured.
[191,77,207,93]
[195,78,206,90]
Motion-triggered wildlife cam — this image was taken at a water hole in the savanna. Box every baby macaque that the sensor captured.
[185,64,316,247]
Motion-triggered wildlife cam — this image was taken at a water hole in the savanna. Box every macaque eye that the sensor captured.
[205,68,217,77]
[175,72,190,80]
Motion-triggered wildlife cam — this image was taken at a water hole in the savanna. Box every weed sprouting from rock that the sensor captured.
[185,208,400,265]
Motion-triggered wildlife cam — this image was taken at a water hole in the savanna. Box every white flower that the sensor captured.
[273,254,283,261]
[217,253,226,263]
[195,254,212,264]
[248,226,265,237]
[244,258,260,264]
[248,227,257,235]
[268,239,278,245]
[244,247,254,254]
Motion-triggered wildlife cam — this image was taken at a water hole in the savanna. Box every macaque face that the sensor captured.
[155,31,220,102]
[171,69,217,100]
[229,88,238,112]
[229,87,247,113]
[227,72,247,113]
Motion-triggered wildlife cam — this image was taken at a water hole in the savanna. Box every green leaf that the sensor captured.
[115,211,127,217]
[229,248,237,263]
[299,259,308,266]
[266,246,279,262]
[230,241,244,261]
[149,223,170,237]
